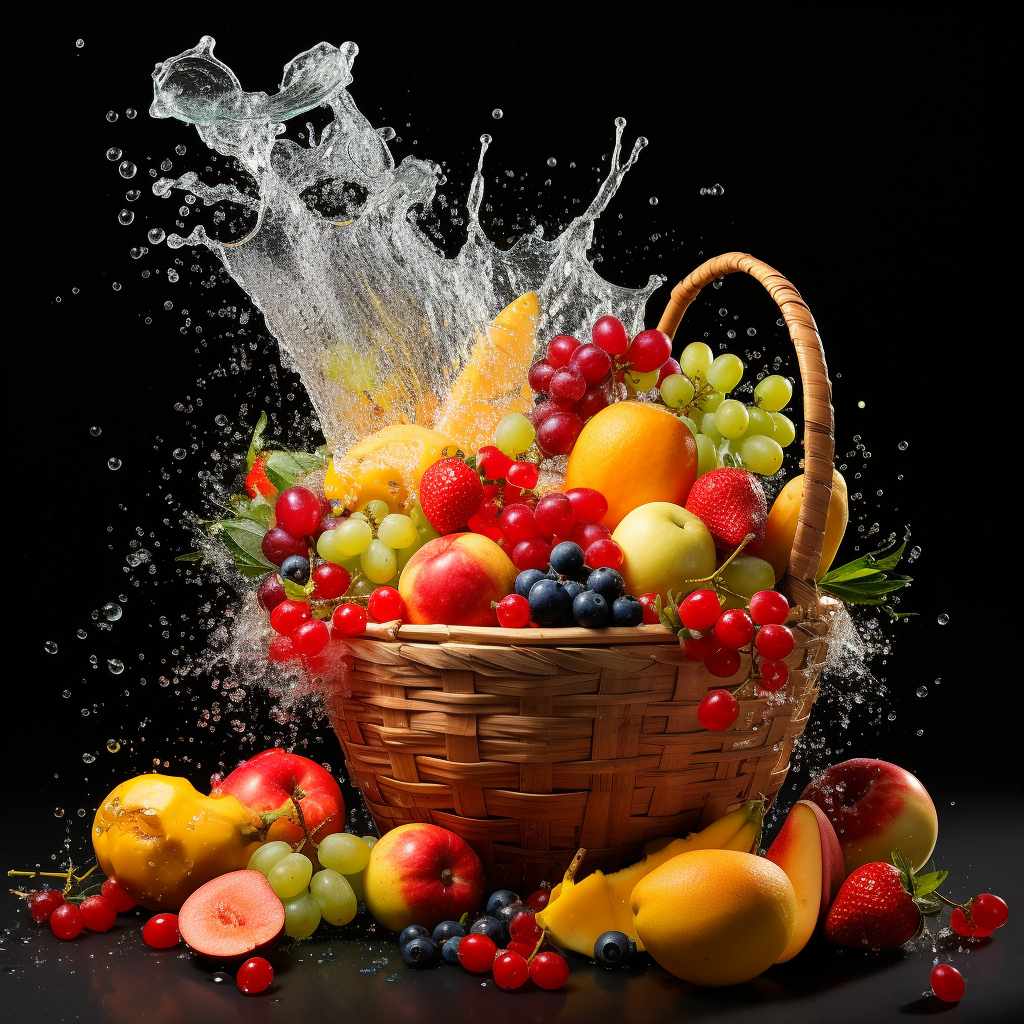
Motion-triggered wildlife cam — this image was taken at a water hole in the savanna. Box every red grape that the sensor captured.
[506,462,540,490]
[311,562,350,600]
[714,609,755,650]
[28,889,65,923]
[950,907,991,938]
[546,335,580,368]
[274,486,322,538]
[548,366,587,402]
[332,603,368,635]
[573,386,610,421]
[704,645,742,678]
[536,411,583,456]
[368,586,406,622]
[291,618,330,656]
[499,504,541,544]
[570,343,613,383]
[507,938,536,959]
[509,910,543,942]
[101,878,137,912]
[268,636,296,663]
[493,951,530,990]
[535,494,576,536]
[565,487,608,523]
[496,594,531,628]
[568,521,611,549]
[512,538,552,572]
[638,593,660,624]
[257,575,287,612]
[971,894,1009,930]
[528,360,557,393]
[755,623,794,660]
[626,329,672,373]
[758,658,790,691]
[585,539,623,569]
[525,888,550,912]
[238,957,274,994]
[698,689,740,730]
[478,446,514,480]
[530,951,570,990]
[261,527,308,566]
[930,964,965,1003]
[457,933,498,972]
[50,903,84,940]
[679,589,722,632]
[143,912,180,949]
[749,590,790,625]
[270,599,312,635]
[79,895,117,932]
[592,315,629,356]
[658,357,682,384]
[527,397,573,425]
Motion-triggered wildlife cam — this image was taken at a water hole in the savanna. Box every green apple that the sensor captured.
[612,502,717,601]
[719,555,775,610]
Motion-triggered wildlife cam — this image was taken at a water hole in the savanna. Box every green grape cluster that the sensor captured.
[315,499,439,592]
[660,342,796,477]
[248,833,378,937]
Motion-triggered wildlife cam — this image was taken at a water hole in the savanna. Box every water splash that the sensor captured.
[149,37,661,460]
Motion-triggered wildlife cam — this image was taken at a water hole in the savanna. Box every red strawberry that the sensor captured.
[419,457,485,534]
[684,468,767,552]
[244,452,278,500]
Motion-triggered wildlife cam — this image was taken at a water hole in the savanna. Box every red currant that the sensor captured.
[971,893,1009,930]
[524,888,550,912]
[638,593,660,625]
[530,951,570,990]
[237,956,274,994]
[573,386,610,421]
[458,933,498,973]
[536,411,583,457]
[703,645,742,678]
[755,623,795,660]
[257,575,287,612]
[101,878,137,913]
[507,938,536,959]
[548,367,587,403]
[79,895,117,932]
[679,589,722,632]
[698,689,741,730]
[143,912,181,949]
[950,908,991,938]
[714,609,755,650]
[930,963,965,1003]
[332,603,368,636]
[499,504,541,544]
[496,594,531,628]
[535,494,576,536]
[683,635,717,662]
[758,658,790,691]
[493,950,530,990]
[657,357,682,384]
[512,538,552,572]
[268,636,296,663]
[261,527,308,566]
[585,539,623,570]
[569,343,612,384]
[50,903,84,940]
[506,462,540,490]
[478,446,514,481]
[274,486,322,538]
[565,487,608,523]
[546,335,580,368]
[270,599,312,635]
[28,889,65,924]
[291,618,330,656]
[592,315,629,356]
[749,590,790,625]
[368,586,406,622]
[311,562,350,600]
[528,360,556,393]
[625,329,672,373]
[509,910,543,942]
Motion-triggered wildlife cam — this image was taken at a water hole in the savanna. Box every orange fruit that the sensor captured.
[564,402,697,530]
[630,849,796,987]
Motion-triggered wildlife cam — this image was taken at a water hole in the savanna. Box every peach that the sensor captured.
[801,758,938,874]
[398,533,517,626]
[766,800,846,962]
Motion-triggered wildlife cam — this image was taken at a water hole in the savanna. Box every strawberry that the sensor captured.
[419,457,485,535]
[824,852,946,950]
[244,452,278,500]
[684,468,767,552]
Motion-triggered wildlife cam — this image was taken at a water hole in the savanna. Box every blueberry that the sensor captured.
[432,919,466,943]
[612,594,644,627]
[587,567,624,602]
[400,934,441,967]
[528,578,570,626]
[486,890,520,915]
[280,554,310,585]
[593,929,636,967]
[549,541,585,577]
[399,924,430,946]
[515,569,548,599]
[441,935,463,964]
[561,579,587,604]
[573,590,609,628]
[469,914,506,945]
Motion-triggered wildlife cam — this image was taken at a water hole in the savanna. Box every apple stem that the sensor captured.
[440,867,453,887]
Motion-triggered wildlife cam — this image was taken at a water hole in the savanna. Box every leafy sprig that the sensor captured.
[892,849,946,916]
[818,538,913,617]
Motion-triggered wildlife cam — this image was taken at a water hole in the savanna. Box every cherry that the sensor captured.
[548,367,587,403]
[492,950,530,990]
[28,889,65,923]
[143,912,181,949]
[270,599,312,635]
[536,411,583,456]
[496,594,531,628]
[950,908,991,938]
[512,538,553,572]
[568,521,611,550]
[79,895,117,932]
[703,645,742,678]
[268,636,297,663]
[50,903,84,940]
[524,888,550,912]
[625,329,672,373]
[530,951,570,990]
[101,877,137,913]
[714,609,755,650]
[679,589,722,632]
[573,385,610,422]
[332,603,368,636]
[698,689,741,730]
[274,486,322,538]
[237,957,274,995]
[478,446,514,481]
[758,658,790,691]
[585,539,623,570]
[499,504,541,544]
[570,343,612,384]
[930,963,966,1003]
[368,586,406,622]
[546,335,581,368]
[565,487,608,524]
[535,494,577,537]
[638,593,660,625]
[291,618,330,656]
[592,315,630,356]
[457,933,498,973]
[971,894,1009,930]
[311,562,350,600]
[261,527,308,566]
[755,623,794,660]
[257,575,288,612]
[506,462,540,490]
[528,360,556,394]
[749,590,790,626]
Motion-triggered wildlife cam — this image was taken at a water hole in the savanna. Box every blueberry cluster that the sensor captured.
[516,542,644,628]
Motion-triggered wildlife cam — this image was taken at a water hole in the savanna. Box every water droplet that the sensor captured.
[44,640,58,654]
[107,658,124,675]
[63,690,71,698]
[491,108,503,119]
[547,157,556,167]
[107,457,122,470]
[160,158,173,172]
[106,110,118,123]
[887,711,897,721]
[126,108,137,119]
[148,227,166,245]
[102,602,122,622]
[118,209,134,226]
[126,189,141,202]
[106,739,121,753]
[106,147,122,162]
[937,613,949,625]
[82,753,96,764]
[111,282,122,292]
[210,972,231,984]
[118,160,137,180]
[916,686,928,698]
[77,629,87,639]
[727,330,736,339]
[175,144,187,156]
[72,287,80,294]
[77,808,87,818]
[167,269,180,283]
[75,39,84,48]
[746,328,756,337]
[54,807,65,817]
[719,308,728,316]
[898,441,908,451]
[172,448,187,460]
[649,196,658,206]
[857,400,866,409]
[214,413,229,426]
[89,425,102,436]
[163,301,173,310]
[916,728,924,737]
[130,247,147,260]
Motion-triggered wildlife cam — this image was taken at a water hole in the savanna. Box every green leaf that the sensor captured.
[263,449,329,493]
[913,869,948,898]
[282,578,309,601]
[215,518,276,574]
[818,583,891,606]
[175,551,203,563]
[246,411,269,472]
[870,539,908,572]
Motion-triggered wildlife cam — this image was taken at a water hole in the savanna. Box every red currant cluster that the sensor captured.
[527,316,677,456]
[948,892,1010,938]
[20,875,136,941]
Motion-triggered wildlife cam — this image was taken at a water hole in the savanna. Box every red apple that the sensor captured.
[801,758,938,874]
[213,749,345,864]
[362,823,485,932]
[766,800,846,962]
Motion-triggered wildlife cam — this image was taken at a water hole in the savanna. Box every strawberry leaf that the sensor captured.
[913,870,948,897]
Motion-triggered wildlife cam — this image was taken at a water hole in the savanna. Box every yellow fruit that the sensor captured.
[323,424,456,511]
[434,292,538,454]
[564,402,698,530]
[631,849,797,987]
[759,469,849,582]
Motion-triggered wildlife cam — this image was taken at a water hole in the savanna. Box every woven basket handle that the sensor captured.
[656,253,835,584]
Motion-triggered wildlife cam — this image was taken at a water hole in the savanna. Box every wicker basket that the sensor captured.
[325,253,837,889]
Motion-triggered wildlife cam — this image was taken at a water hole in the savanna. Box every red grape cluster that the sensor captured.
[527,316,677,457]
[23,877,137,941]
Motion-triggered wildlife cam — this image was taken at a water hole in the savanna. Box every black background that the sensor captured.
[6,5,1021,921]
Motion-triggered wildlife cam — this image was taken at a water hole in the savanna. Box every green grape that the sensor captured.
[695,434,718,478]
[745,406,775,438]
[680,342,713,383]
[361,499,392,523]
[333,518,374,557]
[719,556,776,610]
[283,890,322,938]
[739,435,784,475]
[317,833,371,875]
[348,511,369,522]
[361,539,397,585]
[247,841,293,877]
[349,576,374,597]
[689,409,705,432]
[624,367,660,391]
[268,852,313,900]
[715,399,749,439]
[316,528,348,566]
[707,353,744,393]
[754,374,793,412]
[409,502,440,542]
[680,415,698,437]
[378,513,417,549]
[659,373,695,409]
[361,836,378,849]
[344,871,365,903]
[770,412,797,448]
[697,388,724,413]
[309,869,358,927]
[700,412,723,444]
[396,537,423,571]
[495,413,536,457]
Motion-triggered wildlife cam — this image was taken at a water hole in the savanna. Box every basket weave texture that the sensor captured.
[325,253,837,888]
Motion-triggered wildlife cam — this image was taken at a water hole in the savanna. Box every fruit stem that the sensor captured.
[526,929,546,965]
[564,848,587,884]
[677,534,757,590]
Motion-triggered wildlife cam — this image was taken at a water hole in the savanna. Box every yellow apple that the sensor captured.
[612,502,717,601]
